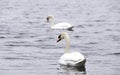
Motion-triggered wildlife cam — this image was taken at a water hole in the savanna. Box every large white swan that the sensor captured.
[46,15,74,31]
[57,32,86,67]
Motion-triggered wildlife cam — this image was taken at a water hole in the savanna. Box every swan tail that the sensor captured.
[67,26,74,31]
[75,59,86,67]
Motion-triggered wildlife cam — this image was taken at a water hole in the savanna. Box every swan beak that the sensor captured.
[57,34,61,42]
[57,39,61,42]
[46,17,49,22]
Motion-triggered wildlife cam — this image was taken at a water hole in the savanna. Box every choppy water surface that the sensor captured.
[0,0,120,75]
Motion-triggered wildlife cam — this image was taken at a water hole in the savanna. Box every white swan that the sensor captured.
[57,32,86,67]
[46,15,74,31]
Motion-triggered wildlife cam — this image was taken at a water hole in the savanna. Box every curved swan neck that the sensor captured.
[48,16,55,26]
[51,18,55,26]
[64,34,70,53]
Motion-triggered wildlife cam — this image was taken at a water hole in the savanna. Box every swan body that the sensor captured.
[50,22,74,30]
[46,15,74,30]
[57,32,86,67]
[59,52,85,66]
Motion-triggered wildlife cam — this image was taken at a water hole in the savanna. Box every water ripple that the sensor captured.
[0,0,120,75]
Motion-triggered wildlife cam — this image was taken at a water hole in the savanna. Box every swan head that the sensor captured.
[46,15,54,22]
[57,32,69,42]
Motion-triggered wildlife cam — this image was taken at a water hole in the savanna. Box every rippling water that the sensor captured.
[0,0,120,75]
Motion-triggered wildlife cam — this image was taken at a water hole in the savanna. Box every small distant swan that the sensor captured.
[46,15,74,31]
[57,32,86,67]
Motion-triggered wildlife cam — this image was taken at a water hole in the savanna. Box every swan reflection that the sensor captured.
[57,65,86,75]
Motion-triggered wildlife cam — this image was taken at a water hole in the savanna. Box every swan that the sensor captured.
[46,15,74,31]
[57,32,86,67]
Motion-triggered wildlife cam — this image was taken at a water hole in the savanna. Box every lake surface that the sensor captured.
[0,0,120,75]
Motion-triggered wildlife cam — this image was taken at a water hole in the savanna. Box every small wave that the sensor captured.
[3,57,31,60]
[108,53,120,56]
[112,53,120,56]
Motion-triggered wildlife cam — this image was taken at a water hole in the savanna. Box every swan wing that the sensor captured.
[51,22,74,29]
[59,52,85,66]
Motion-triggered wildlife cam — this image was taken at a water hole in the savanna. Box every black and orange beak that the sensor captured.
[57,38,61,42]
[57,35,61,42]
[46,17,49,22]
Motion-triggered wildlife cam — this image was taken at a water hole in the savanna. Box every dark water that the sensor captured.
[0,0,120,75]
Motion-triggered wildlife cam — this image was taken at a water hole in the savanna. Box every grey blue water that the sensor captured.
[0,0,120,75]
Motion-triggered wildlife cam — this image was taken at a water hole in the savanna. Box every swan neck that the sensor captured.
[51,17,55,26]
[65,35,70,53]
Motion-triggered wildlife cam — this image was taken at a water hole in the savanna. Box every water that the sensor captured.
[0,0,120,75]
